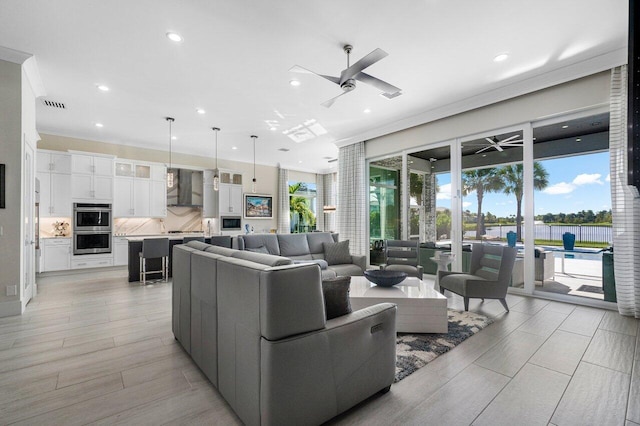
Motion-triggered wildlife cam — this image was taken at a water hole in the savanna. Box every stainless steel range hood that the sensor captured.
[167,168,203,207]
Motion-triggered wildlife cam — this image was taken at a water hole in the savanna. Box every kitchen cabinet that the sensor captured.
[42,238,71,272]
[41,173,74,217]
[113,161,166,218]
[71,255,113,269]
[113,237,129,266]
[150,180,167,217]
[72,174,113,201]
[219,183,243,216]
[72,154,113,176]
[71,154,114,202]
[37,151,72,174]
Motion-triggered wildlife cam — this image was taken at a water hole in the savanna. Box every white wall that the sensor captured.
[0,59,23,314]
[366,71,611,158]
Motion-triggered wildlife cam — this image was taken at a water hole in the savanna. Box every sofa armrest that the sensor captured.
[351,254,366,272]
[260,303,396,426]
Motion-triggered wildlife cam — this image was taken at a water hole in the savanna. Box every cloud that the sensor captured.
[544,173,606,196]
[543,182,575,195]
[572,173,602,186]
[462,201,472,208]
[437,183,451,200]
[606,174,610,182]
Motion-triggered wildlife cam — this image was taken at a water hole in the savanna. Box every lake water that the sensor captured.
[467,224,613,244]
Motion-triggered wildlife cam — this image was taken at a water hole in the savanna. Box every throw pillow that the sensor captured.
[323,240,352,265]
[246,245,269,254]
[321,276,352,320]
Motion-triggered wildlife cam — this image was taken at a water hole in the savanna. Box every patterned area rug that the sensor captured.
[395,310,493,382]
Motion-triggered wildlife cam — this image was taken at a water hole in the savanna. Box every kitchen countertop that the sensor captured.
[123,233,207,241]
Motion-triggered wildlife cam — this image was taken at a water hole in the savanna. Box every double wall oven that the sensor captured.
[73,203,112,255]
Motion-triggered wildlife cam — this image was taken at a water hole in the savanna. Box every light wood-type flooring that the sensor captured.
[0,269,638,425]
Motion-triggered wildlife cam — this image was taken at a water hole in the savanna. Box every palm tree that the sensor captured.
[499,162,549,241]
[462,168,505,239]
[289,183,316,232]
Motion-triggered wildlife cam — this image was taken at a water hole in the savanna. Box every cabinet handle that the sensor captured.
[77,263,87,266]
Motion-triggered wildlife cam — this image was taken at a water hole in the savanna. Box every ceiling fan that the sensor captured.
[475,134,524,154]
[290,44,402,108]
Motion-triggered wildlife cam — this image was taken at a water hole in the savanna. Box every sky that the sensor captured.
[435,152,611,218]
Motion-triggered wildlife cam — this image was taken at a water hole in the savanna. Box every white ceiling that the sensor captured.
[0,0,628,173]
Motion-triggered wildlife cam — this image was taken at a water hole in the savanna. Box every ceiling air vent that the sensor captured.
[278,148,290,152]
[41,99,66,109]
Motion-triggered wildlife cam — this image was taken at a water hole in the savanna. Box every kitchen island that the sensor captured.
[126,234,231,282]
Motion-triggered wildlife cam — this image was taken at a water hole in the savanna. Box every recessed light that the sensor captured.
[232,146,237,150]
[270,127,277,131]
[363,108,371,114]
[196,108,205,114]
[171,136,177,140]
[166,32,183,42]
[97,84,109,92]
[494,53,509,62]
[482,154,487,157]
[95,123,104,128]
[289,80,301,87]
[562,125,569,129]
[298,160,303,164]
[576,138,582,142]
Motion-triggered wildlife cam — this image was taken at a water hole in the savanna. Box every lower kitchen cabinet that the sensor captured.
[42,238,71,272]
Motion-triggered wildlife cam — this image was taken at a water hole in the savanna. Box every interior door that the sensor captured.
[23,142,35,304]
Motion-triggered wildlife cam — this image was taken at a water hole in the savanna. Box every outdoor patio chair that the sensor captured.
[381,239,423,279]
[438,243,517,311]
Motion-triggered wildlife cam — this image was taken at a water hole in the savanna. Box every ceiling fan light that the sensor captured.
[166,32,183,42]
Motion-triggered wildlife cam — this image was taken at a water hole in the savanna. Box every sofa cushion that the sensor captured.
[241,234,281,255]
[306,232,335,255]
[321,276,352,320]
[231,250,293,267]
[186,241,211,251]
[246,245,269,254]
[277,234,311,257]
[323,240,352,265]
[204,245,236,257]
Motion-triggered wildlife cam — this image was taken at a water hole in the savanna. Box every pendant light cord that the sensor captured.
[166,117,175,170]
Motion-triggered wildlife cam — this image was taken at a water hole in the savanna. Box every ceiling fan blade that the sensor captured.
[355,72,401,96]
[494,144,504,152]
[381,91,402,99]
[340,48,388,84]
[289,65,340,85]
[485,137,494,144]
[475,146,493,154]
[321,91,348,108]
[501,134,521,143]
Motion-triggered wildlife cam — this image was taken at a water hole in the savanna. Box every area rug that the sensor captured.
[395,310,493,382]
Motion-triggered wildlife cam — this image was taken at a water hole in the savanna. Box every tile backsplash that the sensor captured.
[114,207,203,235]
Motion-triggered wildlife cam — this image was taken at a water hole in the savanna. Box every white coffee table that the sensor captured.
[349,276,448,333]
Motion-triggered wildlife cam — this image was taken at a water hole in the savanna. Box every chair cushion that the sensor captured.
[476,252,502,281]
[323,240,352,265]
[385,264,418,276]
[440,273,487,294]
[321,276,352,320]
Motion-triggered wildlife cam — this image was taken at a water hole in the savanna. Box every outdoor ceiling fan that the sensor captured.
[290,44,402,108]
[475,134,524,154]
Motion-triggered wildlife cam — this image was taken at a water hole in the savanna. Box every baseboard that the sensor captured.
[0,299,23,318]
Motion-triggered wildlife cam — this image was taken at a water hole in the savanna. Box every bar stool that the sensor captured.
[139,238,169,285]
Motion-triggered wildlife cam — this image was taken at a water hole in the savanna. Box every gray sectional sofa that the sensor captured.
[237,232,366,278]
[172,241,397,426]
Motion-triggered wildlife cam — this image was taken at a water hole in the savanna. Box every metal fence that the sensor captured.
[481,224,612,244]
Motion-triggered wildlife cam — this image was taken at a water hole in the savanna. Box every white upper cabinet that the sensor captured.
[219,183,243,216]
[113,161,166,218]
[37,151,72,174]
[71,154,114,202]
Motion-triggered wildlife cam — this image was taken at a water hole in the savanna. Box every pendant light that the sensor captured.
[166,117,175,188]
[251,135,258,193]
[212,127,220,191]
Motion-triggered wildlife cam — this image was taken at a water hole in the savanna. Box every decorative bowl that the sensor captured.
[364,270,408,287]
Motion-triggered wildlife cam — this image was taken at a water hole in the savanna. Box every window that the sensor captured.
[369,163,400,243]
[288,181,317,233]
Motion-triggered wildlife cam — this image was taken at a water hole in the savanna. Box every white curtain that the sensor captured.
[337,142,367,256]
[324,173,337,232]
[277,167,290,234]
[316,174,325,232]
[610,65,640,318]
